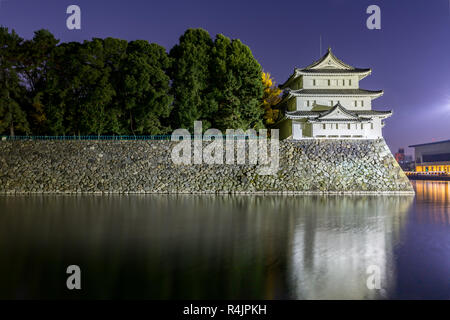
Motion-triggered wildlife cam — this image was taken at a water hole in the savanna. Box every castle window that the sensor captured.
[347,124,350,129]
[328,80,331,86]
[307,101,310,107]
[342,79,345,86]
[361,100,364,107]
[313,80,316,86]
[354,101,357,107]
[361,124,364,129]
[323,124,326,129]
[313,100,316,105]
[371,123,374,129]
[336,124,338,129]
[331,100,334,106]
[349,79,352,86]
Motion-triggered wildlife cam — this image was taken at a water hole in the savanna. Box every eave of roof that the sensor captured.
[285,104,392,120]
[287,88,384,97]
[409,139,450,148]
[297,68,371,74]
[307,118,372,123]
[286,110,392,117]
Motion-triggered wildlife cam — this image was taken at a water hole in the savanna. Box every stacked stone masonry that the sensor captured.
[0,139,414,194]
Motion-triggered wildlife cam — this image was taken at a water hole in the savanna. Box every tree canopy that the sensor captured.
[0,27,277,136]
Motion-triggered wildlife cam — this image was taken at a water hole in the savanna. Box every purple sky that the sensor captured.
[1,0,449,154]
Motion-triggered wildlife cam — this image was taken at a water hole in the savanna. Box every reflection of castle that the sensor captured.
[286,196,413,299]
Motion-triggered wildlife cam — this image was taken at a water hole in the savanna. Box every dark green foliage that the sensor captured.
[0,27,29,136]
[120,40,173,135]
[169,29,214,131]
[170,29,264,132]
[209,35,264,131]
[0,27,266,136]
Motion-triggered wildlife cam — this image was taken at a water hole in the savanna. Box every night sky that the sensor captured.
[1,0,449,154]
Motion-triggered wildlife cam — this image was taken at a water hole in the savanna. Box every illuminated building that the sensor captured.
[275,48,392,139]
[409,139,450,173]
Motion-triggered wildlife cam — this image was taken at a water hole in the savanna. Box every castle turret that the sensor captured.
[276,48,392,139]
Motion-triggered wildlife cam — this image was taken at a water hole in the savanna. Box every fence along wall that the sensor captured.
[0,139,414,194]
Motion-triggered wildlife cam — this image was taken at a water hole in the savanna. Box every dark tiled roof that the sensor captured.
[285,102,392,123]
[318,103,356,119]
[298,68,371,74]
[285,111,320,116]
[409,139,450,148]
[353,110,392,115]
[308,118,372,123]
[287,89,383,96]
[280,48,372,88]
[303,48,354,70]
[286,109,392,117]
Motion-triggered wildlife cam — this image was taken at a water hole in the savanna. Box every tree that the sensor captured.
[0,27,29,136]
[261,72,282,126]
[169,30,265,132]
[44,38,129,136]
[102,37,129,134]
[44,41,83,135]
[209,34,264,131]
[0,28,269,136]
[119,40,173,135]
[169,29,214,131]
[19,29,59,134]
[77,38,116,135]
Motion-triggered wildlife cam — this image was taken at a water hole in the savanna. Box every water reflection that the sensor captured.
[288,196,412,299]
[413,180,450,226]
[0,185,447,299]
[394,181,450,299]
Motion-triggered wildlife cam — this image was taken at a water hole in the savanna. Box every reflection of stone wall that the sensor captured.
[0,195,414,299]
[0,139,414,194]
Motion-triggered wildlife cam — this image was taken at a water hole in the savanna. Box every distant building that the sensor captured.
[409,139,450,172]
[394,148,414,171]
[395,148,405,163]
[275,48,392,140]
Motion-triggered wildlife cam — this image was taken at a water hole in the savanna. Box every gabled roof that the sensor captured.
[317,103,359,120]
[280,48,372,89]
[304,47,355,70]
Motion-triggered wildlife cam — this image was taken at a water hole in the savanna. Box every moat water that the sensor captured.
[0,180,448,299]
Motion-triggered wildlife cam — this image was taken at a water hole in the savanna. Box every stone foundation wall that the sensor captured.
[0,139,414,194]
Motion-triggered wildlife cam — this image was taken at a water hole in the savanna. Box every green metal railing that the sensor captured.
[1,134,260,141]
